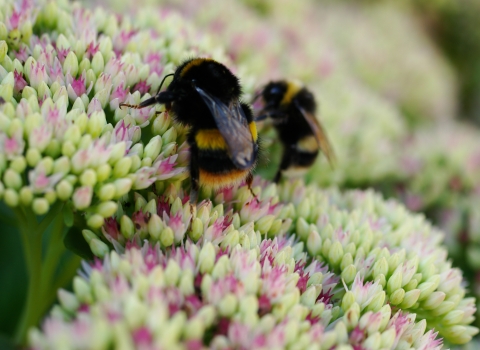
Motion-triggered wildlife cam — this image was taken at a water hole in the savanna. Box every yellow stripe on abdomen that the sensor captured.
[195,129,227,150]
[297,135,319,152]
[196,123,257,150]
[200,169,250,189]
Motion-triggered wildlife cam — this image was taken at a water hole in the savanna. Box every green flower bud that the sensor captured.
[124,294,148,330]
[297,197,311,219]
[296,217,309,239]
[64,125,82,144]
[58,289,79,312]
[418,275,440,301]
[218,293,237,317]
[442,310,465,326]
[189,217,204,242]
[22,86,37,100]
[32,198,49,215]
[340,253,353,271]
[342,291,356,311]
[4,188,19,207]
[95,164,111,183]
[71,97,85,112]
[198,242,215,274]
[160,227,174,248]
[372,257,389,279]
[63,51,79,77]
[97,201,117,218]
[344,303,360,330]
[164,259,180,286]
[389,288,405,306]
[148,214,163,239]
[143,135,162,160]
[120,215,135,239]
[387,269,403,295]
[152,113,171,136]
[300,286,318,308]
[0,113,11,132]
[108,142,127,165]
[113,178,132,198]
[37,82,51,100]
[160,142,177,158]
[212,256,232,281]
[363,332,381,350]
[38,157,54,175]
[0,40,7,62]
[97,184,115,201]
[82,229,96,244]
[254,215,275,233]
[328,241,344,267]
[10,156,26,173]
[183,318,203,341]
[62,140,76,158]
[72,276,92,304]
[87,111,106,137]
[422,291,446,310]
[80,169,97,187]
[140,157,152,167]
[74,113,89,134]
[334,321,348,344]
[19,187,33,206]
[4,168,22,189]
[144,199,156,215]
[341,264,357,284]
[91,52,104,76]
[56,180,73,201]
[53,156,70,175]
[399,289,421,309]
[161,127,177,145]
[87,214,105,229]
[366,291,385,312]
[78,59,90,75]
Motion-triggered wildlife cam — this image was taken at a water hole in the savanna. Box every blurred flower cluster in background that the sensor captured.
[1,0,480,348]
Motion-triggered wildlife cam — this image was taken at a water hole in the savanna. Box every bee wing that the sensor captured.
[195,86,256,169]
[294,100,336,167]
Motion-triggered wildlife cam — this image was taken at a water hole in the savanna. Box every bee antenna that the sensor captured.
[156,73,175,95]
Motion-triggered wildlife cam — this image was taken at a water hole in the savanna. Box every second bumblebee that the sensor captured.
[254,80,335,182]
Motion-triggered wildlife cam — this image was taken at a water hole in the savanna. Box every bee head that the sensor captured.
[261,81,288,110]
[176,58,241,102]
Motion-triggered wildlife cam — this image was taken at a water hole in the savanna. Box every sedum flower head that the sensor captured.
[31,236,447,350]
[31,178,477,348]
[0,0,253,226]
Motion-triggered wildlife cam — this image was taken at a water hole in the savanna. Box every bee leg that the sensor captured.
[189,147,200,206]
[246,173,259,203]
[119,103,141,109]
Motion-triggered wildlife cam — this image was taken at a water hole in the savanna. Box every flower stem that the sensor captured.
[13,207,42,345]
[13,202,69,345]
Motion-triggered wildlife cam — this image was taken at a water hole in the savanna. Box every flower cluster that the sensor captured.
[0,0,253,228]
[31,178,478,347]
[31,234,444,349]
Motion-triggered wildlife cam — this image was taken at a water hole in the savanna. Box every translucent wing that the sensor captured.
[294,100,336,166]
[195,86,256,169]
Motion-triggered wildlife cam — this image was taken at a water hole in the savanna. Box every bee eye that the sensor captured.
[268,86,283,96]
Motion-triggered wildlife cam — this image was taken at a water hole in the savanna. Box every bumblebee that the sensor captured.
[254,80,335,182]
[121,58,259,203]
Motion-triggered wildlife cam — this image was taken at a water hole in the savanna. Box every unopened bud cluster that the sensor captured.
[30,235,445,349]
[0,0,252,227]
[278,179,478,344]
